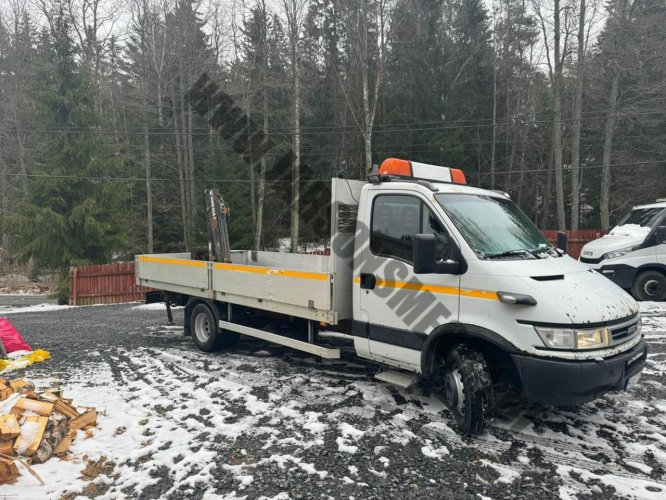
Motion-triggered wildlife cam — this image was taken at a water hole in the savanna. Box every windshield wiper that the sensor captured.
[482,249,535,260]
[527,246,559,258]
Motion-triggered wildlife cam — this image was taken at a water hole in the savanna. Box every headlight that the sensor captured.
[535,326,610,350]
[602,246,638,260]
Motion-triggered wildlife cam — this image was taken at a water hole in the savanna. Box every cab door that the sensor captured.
[356,192,460,371]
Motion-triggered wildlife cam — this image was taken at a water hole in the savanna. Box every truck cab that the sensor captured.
[579,201,666,301]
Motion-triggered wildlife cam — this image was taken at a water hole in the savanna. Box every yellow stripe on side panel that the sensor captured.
[213,262,329,281]
[138,256,207,268]
[376,279,460,296]
[353,276,498,301]
[460,288,499,300]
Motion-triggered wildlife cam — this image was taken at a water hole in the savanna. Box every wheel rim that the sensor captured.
[194,313,211,343]
[443,368,465,413]
[642,279,663,298]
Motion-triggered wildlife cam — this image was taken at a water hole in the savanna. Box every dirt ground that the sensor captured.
[1,300,664,499]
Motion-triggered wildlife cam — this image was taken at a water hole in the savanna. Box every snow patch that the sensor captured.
[557,465,665,500]
[336,436,358,454]
[129,302,184,311]
[421,440,450,460]
[480,460,521,484]
[339,422,364,439]
[0,303,75,314]
[609,224,651,237]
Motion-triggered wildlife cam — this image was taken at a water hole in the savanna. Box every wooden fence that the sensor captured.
[69,229,605,305]
[69,261,153,305]
[541,229,607,259]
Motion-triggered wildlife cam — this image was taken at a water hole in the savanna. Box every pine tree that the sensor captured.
[14,9,127,299]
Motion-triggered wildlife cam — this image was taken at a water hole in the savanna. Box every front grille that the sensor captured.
[609,318,640,345]
[580,256,603,264]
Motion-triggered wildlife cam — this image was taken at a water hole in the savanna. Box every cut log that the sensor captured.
[0,387,13,402]
[0,457,19,484]
[53,400,79,419]
[48,388,63,398]
[39,392,60,403]
[13,416,48,457]
[9,380,34,393]
[53,435,71,455]
[32,439,53,464]
[0,415,20,440]
[33,413,68,464]
[69,410,97,433]
[12,398,54,417]
[0,441,14,456]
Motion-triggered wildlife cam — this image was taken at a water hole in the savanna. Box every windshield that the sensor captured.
[436,193,555,259]
[617,207,665,228]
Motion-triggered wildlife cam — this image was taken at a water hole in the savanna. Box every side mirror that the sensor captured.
[413,234,461,274]
[655,225,666,244]
[557,231,567,252]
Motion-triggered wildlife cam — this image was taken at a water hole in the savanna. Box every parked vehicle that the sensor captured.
[579,201,666,301]
[136,158,647,434]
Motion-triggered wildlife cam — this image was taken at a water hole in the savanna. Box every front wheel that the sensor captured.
[434,344,495,435]
[189,303,239,352]
[631,270,666,302]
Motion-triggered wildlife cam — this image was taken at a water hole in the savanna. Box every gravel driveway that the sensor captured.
[2,301,665,499]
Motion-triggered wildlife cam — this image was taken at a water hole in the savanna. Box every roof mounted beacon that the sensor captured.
[378,158,467,185]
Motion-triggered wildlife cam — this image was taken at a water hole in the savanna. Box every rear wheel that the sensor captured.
[631,270,666,301]
[190,303,239,352]
[434,344,495,435]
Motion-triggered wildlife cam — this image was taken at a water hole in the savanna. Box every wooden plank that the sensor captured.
[0,441,15,456]
[69,410,96,432]
[0,388,13,402]
[13,416,48,457]
[53,435,71,455]
[38,392,60,403]
[53,400,79,419]
[0,457,19,484]
[0,415,20,440]
[9,380,31,393]
[12,398,54,417]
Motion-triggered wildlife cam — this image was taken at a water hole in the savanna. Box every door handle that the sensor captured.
[360,273,376,290]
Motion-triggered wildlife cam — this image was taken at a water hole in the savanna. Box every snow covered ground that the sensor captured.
[1,301,665,499]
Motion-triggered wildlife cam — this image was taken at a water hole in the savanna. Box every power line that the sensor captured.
[2,109,664,137]
[17,106,661,132]
[1,159,662,183]
[1,137,663,159]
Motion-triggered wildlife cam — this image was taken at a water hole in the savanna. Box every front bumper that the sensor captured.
[597,264,638,289]
[511,338,647,406]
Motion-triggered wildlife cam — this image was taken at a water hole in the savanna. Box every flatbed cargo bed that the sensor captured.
[136,178,365,324]
[136,250,337,322]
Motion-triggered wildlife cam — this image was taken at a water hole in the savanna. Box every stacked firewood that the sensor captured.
[0,378,96,484]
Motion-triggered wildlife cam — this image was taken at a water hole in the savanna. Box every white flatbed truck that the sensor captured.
[136,159,647,434]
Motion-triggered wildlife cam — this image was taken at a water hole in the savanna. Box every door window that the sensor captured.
[371,195,452,263]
